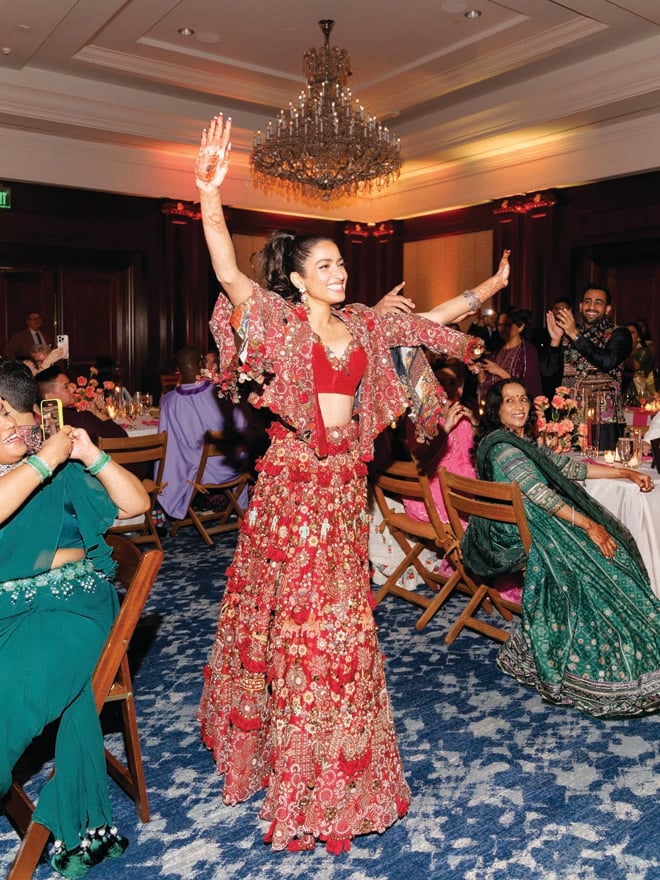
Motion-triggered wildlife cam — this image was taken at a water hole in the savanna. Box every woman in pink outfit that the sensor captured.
[404,360,476,524]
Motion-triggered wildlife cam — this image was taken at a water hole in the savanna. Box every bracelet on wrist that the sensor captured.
[85,450,112,476]
[461,289,481,312]
[24,454,53,483]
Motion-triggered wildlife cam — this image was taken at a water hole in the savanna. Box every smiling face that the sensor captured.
[498,382,531,436]
[0,400,27,466]
[291,240,348,307]
[579,288,610,326]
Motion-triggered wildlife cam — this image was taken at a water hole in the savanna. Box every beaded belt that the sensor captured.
[1,557,98,604]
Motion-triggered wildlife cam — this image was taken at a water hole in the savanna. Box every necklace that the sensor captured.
[0,460,24,476]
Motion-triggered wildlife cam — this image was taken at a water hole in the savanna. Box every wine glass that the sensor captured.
[616,437,633,465]
[633,374,647,407]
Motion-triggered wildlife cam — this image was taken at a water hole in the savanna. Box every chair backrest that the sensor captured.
[99,430,167,482]
[193,429,250,487]
[438,467,532,555]
[372,458,455,549]
[93,534,163,710]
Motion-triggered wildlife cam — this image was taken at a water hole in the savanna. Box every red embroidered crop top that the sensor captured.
[312,340,367,396]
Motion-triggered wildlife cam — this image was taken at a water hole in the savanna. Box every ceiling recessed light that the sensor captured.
[177,27,195,37]
[465,9,482,19]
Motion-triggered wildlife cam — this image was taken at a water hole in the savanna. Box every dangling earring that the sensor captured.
[299,287,309,311]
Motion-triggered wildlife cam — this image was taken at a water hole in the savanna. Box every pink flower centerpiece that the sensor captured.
[72,369,116,415]
[534,386,587,452]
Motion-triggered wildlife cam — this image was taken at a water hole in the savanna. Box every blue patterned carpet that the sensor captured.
[1,532,659,879]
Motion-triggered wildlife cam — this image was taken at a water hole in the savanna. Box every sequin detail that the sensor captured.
[2,558,98,604]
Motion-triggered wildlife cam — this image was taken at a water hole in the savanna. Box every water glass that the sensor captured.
[616,437,633,465]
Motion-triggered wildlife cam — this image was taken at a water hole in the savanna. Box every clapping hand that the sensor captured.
[553,306,578,340]
[195,115,232,192]
[546,310,563,345]
[443,400,472,432]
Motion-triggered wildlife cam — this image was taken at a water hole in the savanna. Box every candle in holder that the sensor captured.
[603,450,615,463]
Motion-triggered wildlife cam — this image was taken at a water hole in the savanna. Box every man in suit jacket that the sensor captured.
[5,311,51,359]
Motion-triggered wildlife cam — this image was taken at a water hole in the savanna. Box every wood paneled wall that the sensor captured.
[2,171,660,400]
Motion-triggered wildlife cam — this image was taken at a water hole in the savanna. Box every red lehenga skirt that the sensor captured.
[198,421,410,853]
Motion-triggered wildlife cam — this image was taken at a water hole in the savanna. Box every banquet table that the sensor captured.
[584,461,660,598]
[114,413,160,437]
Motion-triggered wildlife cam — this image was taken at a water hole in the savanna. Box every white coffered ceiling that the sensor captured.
[1,0,660,221]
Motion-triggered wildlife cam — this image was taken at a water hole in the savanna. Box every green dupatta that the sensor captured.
[0,461,117,582]
[461,429,647,579]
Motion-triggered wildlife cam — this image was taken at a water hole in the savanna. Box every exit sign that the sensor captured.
[0,186,11,209]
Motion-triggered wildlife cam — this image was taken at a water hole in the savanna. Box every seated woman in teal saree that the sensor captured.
[0,395,149,878]
[463,378,660,718]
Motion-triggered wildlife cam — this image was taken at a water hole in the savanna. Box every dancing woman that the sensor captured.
[195,115,510,853]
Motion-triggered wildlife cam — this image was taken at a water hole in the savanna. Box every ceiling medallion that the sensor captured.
[250,20,402,202]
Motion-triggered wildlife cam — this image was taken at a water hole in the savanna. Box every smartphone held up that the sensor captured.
[40,398,63,440]
[56,334,69,360]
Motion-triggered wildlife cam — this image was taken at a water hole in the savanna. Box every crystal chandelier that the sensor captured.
[250,20,402,201]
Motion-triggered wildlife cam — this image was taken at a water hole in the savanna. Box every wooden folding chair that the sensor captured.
[438,467,531,644]
[169,430,252,546]
[4,536,163,879]
[99,431,168,551]
[370,458,475,631]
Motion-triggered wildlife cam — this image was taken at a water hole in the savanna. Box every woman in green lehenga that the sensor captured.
[464,378,660,717]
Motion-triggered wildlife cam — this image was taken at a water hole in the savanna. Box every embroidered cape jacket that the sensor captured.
[210,281,483,462]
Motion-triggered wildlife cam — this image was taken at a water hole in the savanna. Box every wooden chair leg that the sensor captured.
[6,810,51,880]
[104,656,150,823]
[444,584,512,645]
[414,569,463,630]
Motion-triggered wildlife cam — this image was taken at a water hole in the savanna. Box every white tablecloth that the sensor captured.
[584,463,660,598]
[114,415,160,437]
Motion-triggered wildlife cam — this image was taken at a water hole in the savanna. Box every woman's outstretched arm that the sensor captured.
[419,250,511,325]
[195,115,253,307]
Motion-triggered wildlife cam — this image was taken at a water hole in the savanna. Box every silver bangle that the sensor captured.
[461,289,481,312]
